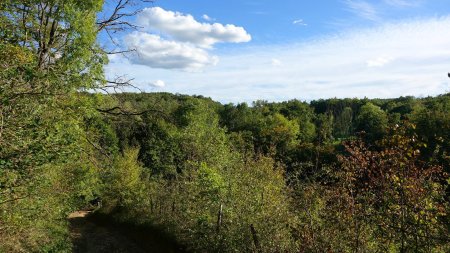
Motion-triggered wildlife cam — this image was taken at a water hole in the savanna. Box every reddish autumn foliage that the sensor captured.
[337,123,449,252]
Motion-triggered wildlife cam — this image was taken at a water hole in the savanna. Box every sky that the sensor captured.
[103,0,450,103]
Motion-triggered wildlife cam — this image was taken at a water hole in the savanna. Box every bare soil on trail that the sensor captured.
[69,211,186,253]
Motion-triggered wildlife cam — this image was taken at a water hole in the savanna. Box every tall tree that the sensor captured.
[0,1,106,251]
[356,102,388,142]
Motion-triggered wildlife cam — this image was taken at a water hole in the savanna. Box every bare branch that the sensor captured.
[97,0,150,33]
[94,76,143,94]
[105,48,136,55]
[97,106,174,123]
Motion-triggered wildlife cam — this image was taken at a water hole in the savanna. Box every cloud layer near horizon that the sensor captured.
[108,16,450,103]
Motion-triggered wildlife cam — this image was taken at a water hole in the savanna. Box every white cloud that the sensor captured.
[123,7,250,70]
[367,56,394,67]
[202,14,214,21]
[293,19,308,26]
[125,32,218,70]
[344,0,379,21]
[271,59,282,67]
[137,7,251,48]
[108,16,450,103]
[150,80,166,88]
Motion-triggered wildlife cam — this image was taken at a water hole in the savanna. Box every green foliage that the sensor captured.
[1,1,449,251]
[0,0,106,251]
[1,0,104,88]
[101,100,295,252]
[102,148,147,213]
[278,100,317,143]
[315,113,334,144]
[410,94,450,170]
[334,106,353,138]
[259,112,300,155]
[98,92,449,252]
[356,102,389,142]
[122,155,295,252]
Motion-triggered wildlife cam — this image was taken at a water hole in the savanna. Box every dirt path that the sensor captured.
[69,211,185,253]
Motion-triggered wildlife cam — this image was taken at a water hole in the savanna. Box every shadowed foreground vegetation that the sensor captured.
[69,211,186,253]
[1,0,449,252]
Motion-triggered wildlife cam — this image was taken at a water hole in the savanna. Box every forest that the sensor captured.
[1,0,449,252]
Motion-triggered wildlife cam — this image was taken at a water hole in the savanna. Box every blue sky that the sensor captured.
[104,0,450,103]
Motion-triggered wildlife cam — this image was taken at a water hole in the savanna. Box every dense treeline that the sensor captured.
[93,92,450,252]
[1,0,449,252]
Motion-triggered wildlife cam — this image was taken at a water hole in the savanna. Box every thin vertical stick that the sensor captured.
[250,224,262,253]
[217,204,223,232]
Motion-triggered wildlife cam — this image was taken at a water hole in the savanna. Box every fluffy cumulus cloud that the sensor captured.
[137,7,251,48]
[109,16,450,103]
[125,32,218,70]
[367,56,395,67]
[124,7,251,71]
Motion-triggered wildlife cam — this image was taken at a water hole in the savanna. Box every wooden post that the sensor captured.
[250,224,262,253]
[216,204,223,232]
